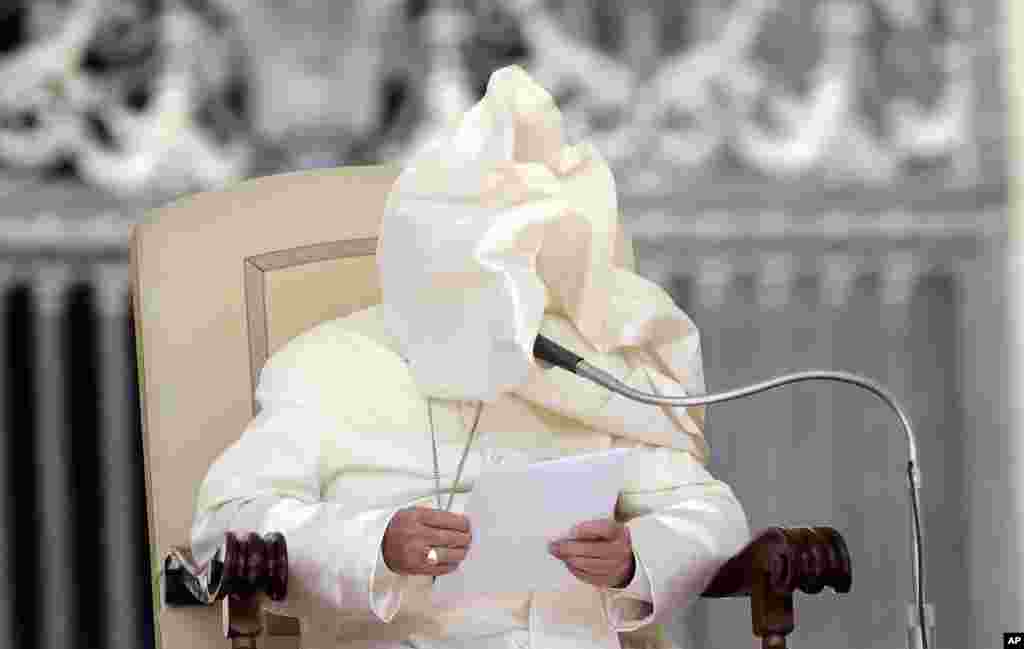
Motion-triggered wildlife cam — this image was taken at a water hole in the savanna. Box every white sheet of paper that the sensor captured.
[432,448,631,606]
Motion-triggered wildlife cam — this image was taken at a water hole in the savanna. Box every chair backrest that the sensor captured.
[130,164,636,649]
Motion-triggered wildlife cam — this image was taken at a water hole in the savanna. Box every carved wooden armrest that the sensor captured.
[700,526,853,649]
[163,532,292,646]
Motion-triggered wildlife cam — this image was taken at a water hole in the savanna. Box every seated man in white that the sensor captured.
[189,66,750,649]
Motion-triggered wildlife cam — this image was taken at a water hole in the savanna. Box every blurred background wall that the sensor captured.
[0,1,1014,648]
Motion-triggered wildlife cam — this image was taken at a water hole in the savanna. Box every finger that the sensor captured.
[550,539,616,559]
[429,547,468,565]
[417,508,471,534]
[406,542,437,570]
[565,565,611,588]
[417,562,462,577]
[420,527,472,549]
[568,519,620,541]
[564,555,619,576]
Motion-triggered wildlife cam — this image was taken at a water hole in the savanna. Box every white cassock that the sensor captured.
[190,65,750,649]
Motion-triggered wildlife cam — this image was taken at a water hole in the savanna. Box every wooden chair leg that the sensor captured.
[752,579,794,649]
[264,612,302,649]
[224,594,263,648]
[222,596,301,648]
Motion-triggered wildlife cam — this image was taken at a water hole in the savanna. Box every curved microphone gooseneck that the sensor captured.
[533,333,931,649]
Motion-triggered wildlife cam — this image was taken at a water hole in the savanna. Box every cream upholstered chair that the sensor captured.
[130,165,851,649]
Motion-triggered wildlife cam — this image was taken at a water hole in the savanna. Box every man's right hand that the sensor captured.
[381,506,472,576]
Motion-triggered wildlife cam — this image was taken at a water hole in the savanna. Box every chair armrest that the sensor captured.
[700,526,852,649]
[163,532,290,645]
[163,532,288,606]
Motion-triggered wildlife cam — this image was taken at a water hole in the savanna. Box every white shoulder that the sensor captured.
[255,305,416,413]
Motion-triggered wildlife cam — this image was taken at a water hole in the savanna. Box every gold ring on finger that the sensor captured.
[426,547,440,565]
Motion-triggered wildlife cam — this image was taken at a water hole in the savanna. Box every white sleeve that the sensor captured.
[190,392,413,626]
[599,546,654,627]
[599,443,750,632]
[191,493,410,624]
[603,546,653,600]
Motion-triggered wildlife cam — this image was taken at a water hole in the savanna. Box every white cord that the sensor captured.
[428,399,483,512]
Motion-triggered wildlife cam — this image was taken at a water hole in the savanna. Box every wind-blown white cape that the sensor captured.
[191,66,749,649]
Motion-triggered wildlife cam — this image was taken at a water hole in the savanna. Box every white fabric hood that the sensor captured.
[377,65,703,404]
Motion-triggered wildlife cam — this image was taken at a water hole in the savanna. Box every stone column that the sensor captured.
[0,262,14,649]
[93,262,147,649]
[961,236,1018,648]
[31,262,75,649]
[880,248,924,634]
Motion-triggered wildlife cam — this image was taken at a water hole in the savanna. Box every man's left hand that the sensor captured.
[548,518,636,589]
